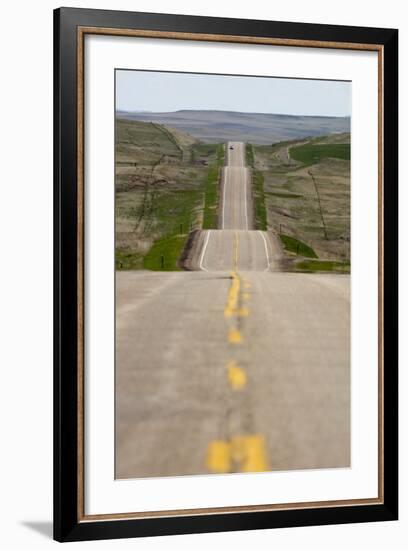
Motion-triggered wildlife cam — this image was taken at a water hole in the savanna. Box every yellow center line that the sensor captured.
[224,271,240,318]
[226,359,247,390]
[231,173,236,227]
[224,276,249,319]
[206,441,230,474]
[206,143,268,474]
[233,231,239,271]
[228,328,242,343]
[224,233,249,325]
[206,435,268,474]
[231,435,268,472]
[205,143,270,477]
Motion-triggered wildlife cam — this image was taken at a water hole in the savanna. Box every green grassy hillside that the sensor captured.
[252,133,350,271]
[116,119,350,273]
[290,143,350,164]
[115,119,224,270]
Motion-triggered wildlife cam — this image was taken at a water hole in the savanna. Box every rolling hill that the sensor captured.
[117,109,350,145]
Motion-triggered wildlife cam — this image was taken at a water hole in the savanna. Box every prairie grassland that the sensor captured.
[252,134,350,271]
[116,117,350,273]
[115,118,223,270]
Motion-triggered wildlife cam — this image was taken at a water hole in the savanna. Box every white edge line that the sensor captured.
[199,230,211,272]
[222,168,227,230]
[258,231,270,272]
[223,141,232,229]
[244,168,248,230]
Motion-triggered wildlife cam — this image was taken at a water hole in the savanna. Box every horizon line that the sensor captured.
[116,108,351,119]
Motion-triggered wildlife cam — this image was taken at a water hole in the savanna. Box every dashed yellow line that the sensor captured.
[224,272,249,320]
[228,328,242,343]
[226,359,247,390]
[206,435,268,474]
[231,435,268,472]
[206,440,230,473]
[224,271,240,318]
[205,144,269,477]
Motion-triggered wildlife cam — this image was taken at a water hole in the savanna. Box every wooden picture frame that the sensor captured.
[54,7,398,542]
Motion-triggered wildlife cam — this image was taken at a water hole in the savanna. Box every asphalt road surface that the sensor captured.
[116,141,350,479]
[221,142,252,230]
[197,229,281,272]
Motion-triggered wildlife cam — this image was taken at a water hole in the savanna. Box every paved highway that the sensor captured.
[115,141,350,479]
[221,142,252,229]
[203,141,281,271]
[198,230,281,272]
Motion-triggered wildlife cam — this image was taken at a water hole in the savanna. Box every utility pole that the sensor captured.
[308,170,328,240]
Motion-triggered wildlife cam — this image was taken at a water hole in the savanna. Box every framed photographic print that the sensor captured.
[54,7,398,542]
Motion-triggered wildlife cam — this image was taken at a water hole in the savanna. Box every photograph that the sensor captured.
[52,5,398,542]
[114,69,351,479]
[0,0,403,544]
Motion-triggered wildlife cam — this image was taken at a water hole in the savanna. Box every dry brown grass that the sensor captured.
[253,135,350,262]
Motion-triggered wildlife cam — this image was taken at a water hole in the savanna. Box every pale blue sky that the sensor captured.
[116,69,351,117]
